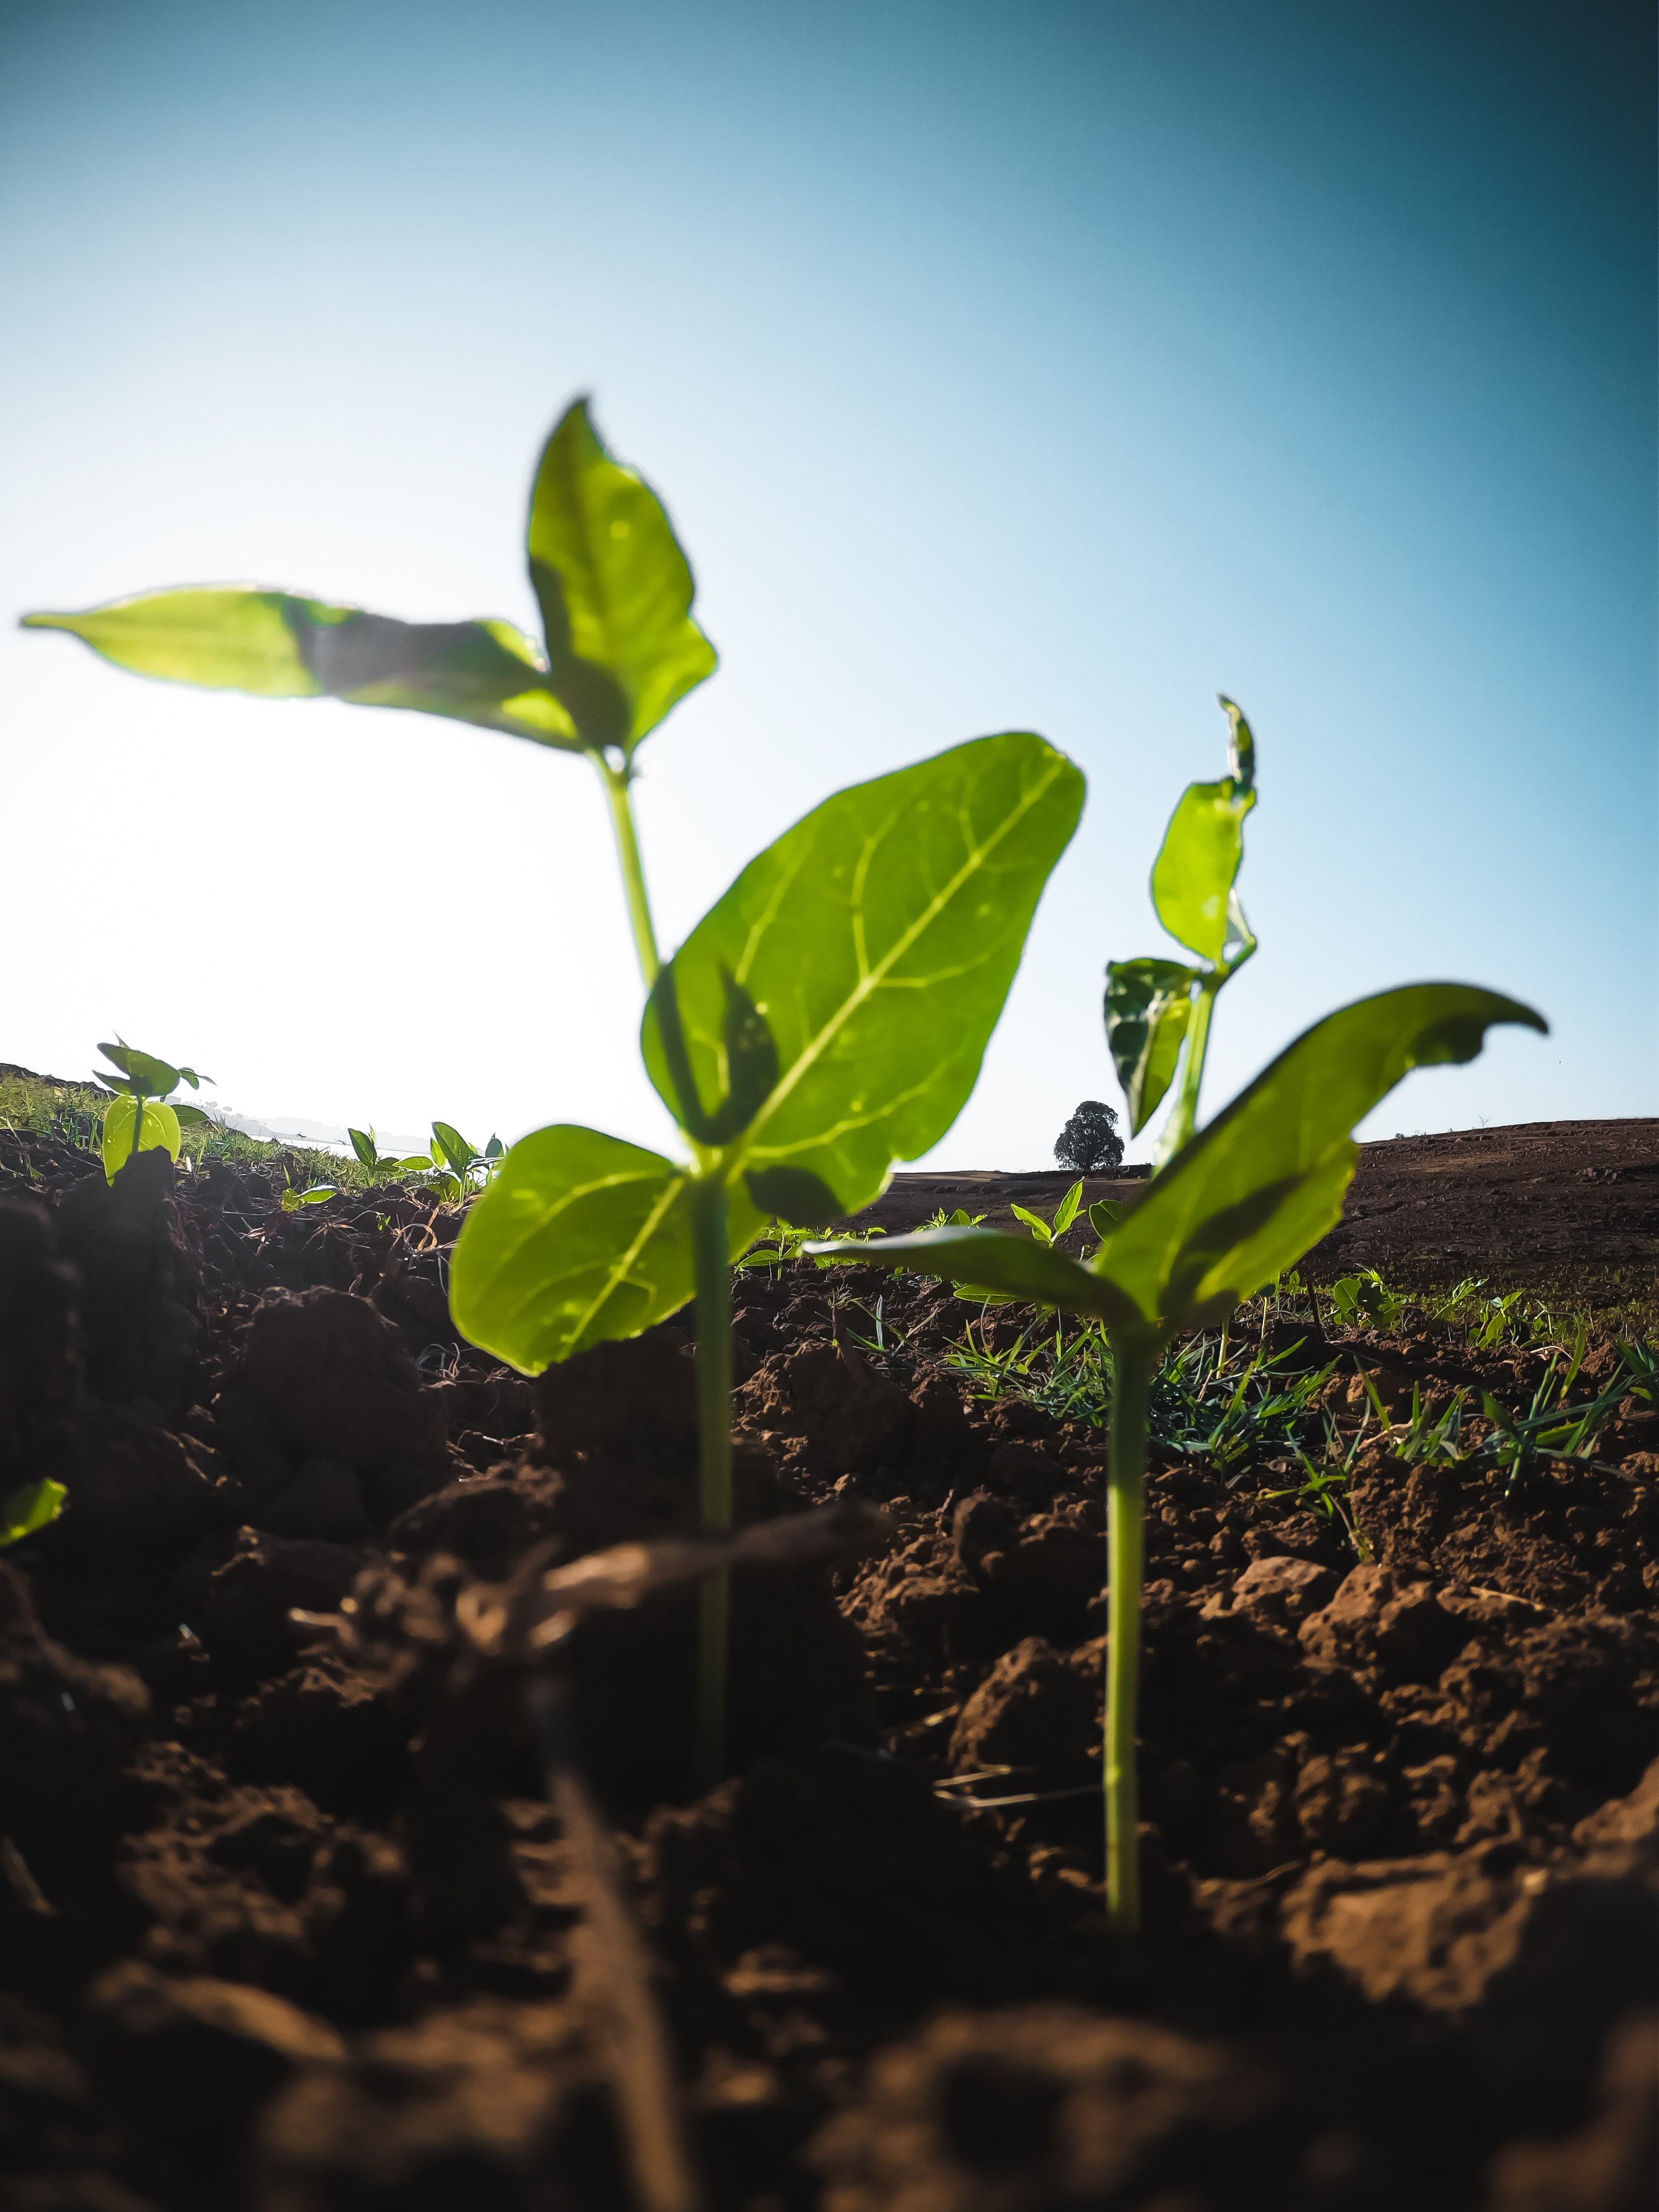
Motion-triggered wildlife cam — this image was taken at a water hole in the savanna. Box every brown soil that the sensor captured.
[0,1117,1656,2211]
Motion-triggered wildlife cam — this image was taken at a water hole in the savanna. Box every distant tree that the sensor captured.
[1054,1099,1123,1175]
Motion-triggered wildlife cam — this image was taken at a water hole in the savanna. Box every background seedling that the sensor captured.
[24,405,1083,1787]
[93,1040,214,1180]
[810,703,1546,1931]
[0,1478,66,1549]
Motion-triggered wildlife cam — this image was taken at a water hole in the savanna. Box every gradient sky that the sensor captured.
[2,0,1652,1168]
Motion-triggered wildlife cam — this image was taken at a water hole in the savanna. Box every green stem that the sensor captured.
[124,1091,146,1171]
[596,755,661,988]
[1156,974,1219,1166]
[1105,1330,1154,1934]
[689,1170,733,1790]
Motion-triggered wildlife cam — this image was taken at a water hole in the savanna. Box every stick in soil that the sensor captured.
[525,1675,700,2212]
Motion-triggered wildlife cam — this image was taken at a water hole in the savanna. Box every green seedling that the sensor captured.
[1010,1179,1084,1249]
[0,1478,66,1548]
[809,702,1546,1932]
[430,1121,504,1197]
[280,1183,337,1211]
[922,1205,987,1229]
[1104,698,1258,1164]
[348,1127,437,1178]
[30,406,1083,1786]
[93,1040,214,1180]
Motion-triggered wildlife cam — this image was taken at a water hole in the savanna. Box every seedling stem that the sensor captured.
[599,755,662,985]
[688,1170,733,1785]
[1105,1331,1154,1931]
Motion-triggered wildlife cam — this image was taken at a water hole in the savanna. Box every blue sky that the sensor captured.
[2,0,1652,1165]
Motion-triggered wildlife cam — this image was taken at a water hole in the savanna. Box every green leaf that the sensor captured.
[1051,1179,1084,1235]
[648,962,780,1146]
[1091,984,1547,1332]
[451,1125,763,1372]
[742,1165,843,1228]
[101,1098,180,1179]
[1104,958,1197,1134]
[349,1127,378,1170]
[1150,777,1256,966]
[1009,1203,1053,1245]
[1087,1199,1123,1237]
[0,1478,66,1548]
[431,1121,479,1174]
[97,1041,180,1098]
[171,1104,213,1130]
[807,1223,1140,1328]
[1220,694,1256,793]
[640,733,1084,1218]
[24,590,579,750]
[525,399,718,754]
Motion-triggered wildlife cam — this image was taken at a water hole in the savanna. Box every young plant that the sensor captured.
[1104,698,1256,1163]
[27,405,1084,1784]
[808,703,1546,1932]
[1,1478,66,1550]
[430,1121,503,1197]
[1010,1179,1084,1248]
[93,1040,215,1181]
[348,1127,437,1179]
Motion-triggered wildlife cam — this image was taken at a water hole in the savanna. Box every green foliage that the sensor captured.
[0,1478,66,1548]
[23,592,572,746]
[526,399,718,755]
[816,984,1546,1339]
[1104,697,1258,1145]
[94,1039,213,1180]
[456,732,1079,1370]
[280,1183,337,1211]
[1009,1179,1084,1248]
[638,733,1086,1226]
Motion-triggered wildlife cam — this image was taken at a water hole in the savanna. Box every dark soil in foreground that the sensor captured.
[1,1119,1657,2211]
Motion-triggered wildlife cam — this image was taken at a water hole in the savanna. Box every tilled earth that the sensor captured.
[1,1120,1657,2211]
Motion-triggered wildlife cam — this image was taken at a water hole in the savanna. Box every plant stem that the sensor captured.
[688,1170,733,1790]
[124,1091,145,1171]
[597,755,661,988]
[1105,1329,1154,1934]
[1156,974,1219,1165]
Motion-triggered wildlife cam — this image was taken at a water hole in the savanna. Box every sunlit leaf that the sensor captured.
[1104,958,1197,1134]
[1150,778,1255,966]
[450,1125,762,1373]
[0,1479,66,1548]
[349,1128,378,1170]
[525,399,717,753]
[171,1104,213,1129]
[24,590,580,750]
[96,1041,181,1098]
[1091,983,1547,1331]
[1009,1203,1052,1245]
[640,733,1084,1219]
[101,1098,180,1180]
[1051,1180,1084,1235]
[431,1121,479,1174]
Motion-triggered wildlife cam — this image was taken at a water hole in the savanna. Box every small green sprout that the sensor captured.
[1010,1179,1084,1248]
[808,702,1547,1933]
[29,405,1082,1789]
[348,1127,436,1178]
[280,1183,337,1211]
[93,1040,215,1180]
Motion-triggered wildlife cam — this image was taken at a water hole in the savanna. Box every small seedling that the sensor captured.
[28,405,1083,1787]
[280,1182,338,1211]
[1010,1179,1084,1248]
[93,1040,215,1181]
[810,701,1546,1932]
[348,1127,437,1178]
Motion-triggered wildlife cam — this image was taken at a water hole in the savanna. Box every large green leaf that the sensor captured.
[526,400,717,753]
[639,733,1084,1221]
[1104,958,1197,1134]
[810,1222,1138,1326]
[1091,983,1546,1331]
[449,1125,763,1373]
[102,1098,181,1180]
[23,590,580,749]
[1150,776,1256,965]
[812,982,1546,1339]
